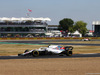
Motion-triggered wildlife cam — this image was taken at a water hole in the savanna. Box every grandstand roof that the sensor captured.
[92,21,100,25]
[0,17,51,22]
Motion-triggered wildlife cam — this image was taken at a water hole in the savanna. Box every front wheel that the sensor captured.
[66,50,73,56]
[32,50,39,57]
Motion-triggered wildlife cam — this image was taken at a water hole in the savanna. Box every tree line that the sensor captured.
[58,18,87,36]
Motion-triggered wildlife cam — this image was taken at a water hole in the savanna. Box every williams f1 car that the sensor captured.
[18,45,73,57]
[81,38,90,41]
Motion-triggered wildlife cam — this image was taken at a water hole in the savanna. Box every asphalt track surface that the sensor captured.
[0,39,100,59]
[0,53,100,59]
[2,39,100,46]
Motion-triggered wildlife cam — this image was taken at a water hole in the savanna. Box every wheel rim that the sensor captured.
[33,51,39,57]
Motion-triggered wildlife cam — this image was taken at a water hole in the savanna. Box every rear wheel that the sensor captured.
[32,50,39,57]
[65,46,73,50]
[66,50,72,56]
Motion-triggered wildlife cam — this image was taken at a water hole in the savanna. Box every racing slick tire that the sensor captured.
[66,50,73,56]
[65,46,73,50]
[24,49,29,53]
[32,50,39,57]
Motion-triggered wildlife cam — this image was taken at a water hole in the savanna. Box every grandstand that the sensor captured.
[48,25,58,30]
[0,17,51,37]
[92,21,100,37]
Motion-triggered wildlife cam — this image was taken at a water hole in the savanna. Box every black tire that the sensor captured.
[24,49,29,53]
[32,50,39,57]
[66,50,73,56]
[65,46,73,50]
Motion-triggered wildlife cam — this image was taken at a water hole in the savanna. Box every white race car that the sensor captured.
[18,45,73,57]
[81,38,90,41]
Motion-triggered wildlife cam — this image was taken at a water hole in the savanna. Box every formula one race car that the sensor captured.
[18,45,73,57]
[81,38,90,41]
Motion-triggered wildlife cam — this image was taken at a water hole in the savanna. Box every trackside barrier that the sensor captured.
[0,37,100,40]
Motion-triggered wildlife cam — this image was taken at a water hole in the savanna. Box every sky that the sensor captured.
[0,0,100,30]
